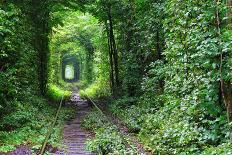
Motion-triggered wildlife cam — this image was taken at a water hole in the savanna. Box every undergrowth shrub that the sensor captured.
[80,81,110,99]
[201,140,232,155]
[86,127,136,155]
[109,101,143,132]
[0,95,75,153]
[109,96,232,154]
[138,101,232,154]
[109,95,164,133]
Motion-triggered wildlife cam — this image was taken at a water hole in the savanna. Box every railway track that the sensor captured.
[49,91,96,155]
[40,88,149,155]
[2,88,149,155]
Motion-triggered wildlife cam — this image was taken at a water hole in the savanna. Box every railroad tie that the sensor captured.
[51,94,96,155]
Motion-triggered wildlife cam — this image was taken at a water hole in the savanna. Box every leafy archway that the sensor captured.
[48,11,103,89]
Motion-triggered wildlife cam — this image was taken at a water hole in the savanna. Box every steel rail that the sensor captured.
[87,97,104,116]
[86,96,137,152]
[39,95,64,155]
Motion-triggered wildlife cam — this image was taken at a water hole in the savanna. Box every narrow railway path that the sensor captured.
[2,91,149,155]
[51,91,96,155]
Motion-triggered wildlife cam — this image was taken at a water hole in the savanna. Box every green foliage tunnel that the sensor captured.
[0,0,232,154]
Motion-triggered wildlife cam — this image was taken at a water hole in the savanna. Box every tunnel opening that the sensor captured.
[62,56,80,83]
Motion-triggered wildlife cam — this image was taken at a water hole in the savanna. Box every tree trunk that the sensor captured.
[227,0,232,26]
[216,0,232,122]
[105,20,115,92]
[32,0,49,95]
[224,82,232,121]
[108,5,120,90]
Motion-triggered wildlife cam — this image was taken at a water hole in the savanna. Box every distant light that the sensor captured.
[65,65,74,79]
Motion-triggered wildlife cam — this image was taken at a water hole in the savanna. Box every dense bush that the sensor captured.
[80,81,111,99]
[0,3,40,115]
[46,84,71,102]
